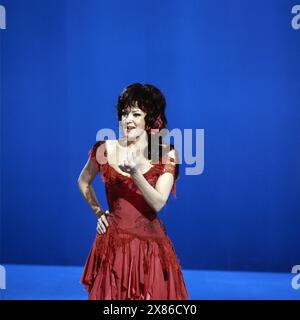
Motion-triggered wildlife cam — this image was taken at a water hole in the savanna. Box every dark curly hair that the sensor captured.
[117,83,167,131]
[116,83,178,178]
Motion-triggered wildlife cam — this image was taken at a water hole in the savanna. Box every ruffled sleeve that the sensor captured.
[88,140,107,173]
[160,148,179,198]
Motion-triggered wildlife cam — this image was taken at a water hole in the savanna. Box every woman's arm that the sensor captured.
[129,149,177,212]
[77,157,105,219]
[131,170,175,212]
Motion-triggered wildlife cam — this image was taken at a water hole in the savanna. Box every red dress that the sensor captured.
[80,140,189,300]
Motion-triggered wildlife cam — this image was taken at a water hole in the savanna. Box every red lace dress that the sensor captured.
[80,140,189,300]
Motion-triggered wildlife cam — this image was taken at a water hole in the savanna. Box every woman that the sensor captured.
[78,83,189,300]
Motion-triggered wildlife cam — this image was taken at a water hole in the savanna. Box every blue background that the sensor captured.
[1,0,300,272]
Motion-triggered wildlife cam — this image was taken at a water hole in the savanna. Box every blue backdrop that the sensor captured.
[1,0,299,272]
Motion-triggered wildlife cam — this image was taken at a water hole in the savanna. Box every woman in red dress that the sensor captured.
[78,83,189,300]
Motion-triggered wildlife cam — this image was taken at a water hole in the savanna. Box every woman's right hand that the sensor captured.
[96,210,111,235]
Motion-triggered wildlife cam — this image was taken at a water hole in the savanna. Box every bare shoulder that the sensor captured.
[161,144,178,159]
[104,139,119,158]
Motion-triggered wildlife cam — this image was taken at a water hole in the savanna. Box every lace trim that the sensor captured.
[93,222,186,298]
[88,140,178,197]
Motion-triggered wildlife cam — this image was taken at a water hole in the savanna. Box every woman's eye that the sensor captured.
[134,113,141,117]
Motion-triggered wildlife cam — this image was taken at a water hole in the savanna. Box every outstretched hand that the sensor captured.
[118,148,141,175]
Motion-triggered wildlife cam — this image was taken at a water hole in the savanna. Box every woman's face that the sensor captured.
[120,102,147,141]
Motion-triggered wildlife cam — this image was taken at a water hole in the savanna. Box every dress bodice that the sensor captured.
[88,140,179,239]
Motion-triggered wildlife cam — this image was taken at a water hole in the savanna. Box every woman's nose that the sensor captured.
[126,113,134,121]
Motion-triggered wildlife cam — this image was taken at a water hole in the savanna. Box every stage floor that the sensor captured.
[0,264,299,300]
